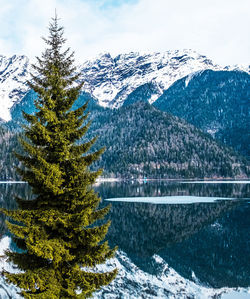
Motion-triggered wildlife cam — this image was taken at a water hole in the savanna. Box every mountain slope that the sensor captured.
[87,102,248,178]
[153,70,250,157]
[1,99,249,179]
[0,55,30,122]
[1,50,249,122]
[79,50,224,108]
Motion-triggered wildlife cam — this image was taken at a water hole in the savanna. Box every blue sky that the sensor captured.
[94,0,138,9]
[0,0,249,66]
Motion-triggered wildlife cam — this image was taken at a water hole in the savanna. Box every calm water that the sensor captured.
[0,181,249,290]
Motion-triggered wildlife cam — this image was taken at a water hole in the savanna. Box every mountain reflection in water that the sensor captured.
[0,181,249,290]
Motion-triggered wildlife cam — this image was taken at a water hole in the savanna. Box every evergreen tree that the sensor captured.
[0,16,117,298]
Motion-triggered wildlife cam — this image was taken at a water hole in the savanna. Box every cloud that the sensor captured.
[0,0,249,65]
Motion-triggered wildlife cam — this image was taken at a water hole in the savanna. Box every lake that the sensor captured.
[0,180,250,298]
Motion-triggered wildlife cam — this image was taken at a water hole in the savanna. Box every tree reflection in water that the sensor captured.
[0,181,249,289]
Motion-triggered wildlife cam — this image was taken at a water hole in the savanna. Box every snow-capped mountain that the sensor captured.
[0,49,249,122]
[79,49,249,108]
[0,55,30,121]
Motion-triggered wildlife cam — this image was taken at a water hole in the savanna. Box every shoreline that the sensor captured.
[1,178,250,184]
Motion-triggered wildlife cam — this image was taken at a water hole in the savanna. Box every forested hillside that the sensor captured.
[1,99,248,180]
[153,70,250,157]
[87,102,248,178]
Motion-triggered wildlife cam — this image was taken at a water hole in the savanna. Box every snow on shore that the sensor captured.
[0,236,249,299]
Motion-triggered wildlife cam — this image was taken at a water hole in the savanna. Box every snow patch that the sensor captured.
[105,195,234,204]
[207,128,218,136]
[0,181,26,184]
[181,180,250,184]
[221,290,250,299]
[0,55,30,121]
[94,251,249,299]
[0,237,22,299]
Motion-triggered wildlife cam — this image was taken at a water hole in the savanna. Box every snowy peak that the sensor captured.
[0,55,30,121]
[79,49,224,108]
[0,50,249,121]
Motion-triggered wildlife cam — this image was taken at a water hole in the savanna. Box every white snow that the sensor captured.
[221,291,250,299]
[105,195,234,204]
[0,181,26,184]
[80,49,225,108]
[181,180,250,184]
[80,50,249,109]
[0,94,12,121]
[94,250,249,299]
[0,237,22,299]
[0,236,249,299]
[0,55,30,121]
[0,236,10,256]
[0,50,249,121]
[206,128,218,136]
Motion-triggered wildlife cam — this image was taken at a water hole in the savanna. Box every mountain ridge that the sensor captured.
[0,50,249,122]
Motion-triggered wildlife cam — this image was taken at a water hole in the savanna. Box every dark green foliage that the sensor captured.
[153,70,250,157]
[10,90,39,125]
[1,100,249,179]
[0,126,23,180]
[122,82,160,107]
[0,16,117,298]
[87,102,249,179]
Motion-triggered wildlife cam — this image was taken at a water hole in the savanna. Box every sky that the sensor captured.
[0,0,249,66]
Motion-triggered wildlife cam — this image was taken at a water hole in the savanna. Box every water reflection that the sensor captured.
[160,203,250,288]
[95,180,250,199]
[106,200,239,256]
[0,181,249,289]
[0,183,32,238]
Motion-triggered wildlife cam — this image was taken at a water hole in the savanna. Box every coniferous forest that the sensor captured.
[0,96,249,180]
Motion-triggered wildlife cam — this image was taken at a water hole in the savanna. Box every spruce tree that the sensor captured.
[0,16,117,298]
